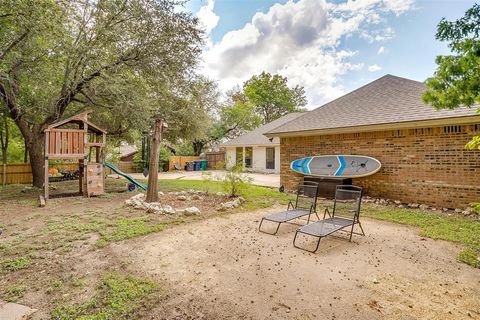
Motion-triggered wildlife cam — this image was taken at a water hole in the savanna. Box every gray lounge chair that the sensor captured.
[259,182,319,235]
[293,185,365,252]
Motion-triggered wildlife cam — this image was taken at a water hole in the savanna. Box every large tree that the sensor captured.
[0,0,203,187]
[191,88,261,155]
[243,72,307,124]
[422,4,480,150]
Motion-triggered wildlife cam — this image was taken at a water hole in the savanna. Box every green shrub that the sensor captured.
[217,164,252,197]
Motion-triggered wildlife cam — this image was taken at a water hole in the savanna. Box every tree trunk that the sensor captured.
[0,114,8,186]
[192,139,205,156]
[23,139,28,163]
[28,132,45,189]
[145,119,163,203]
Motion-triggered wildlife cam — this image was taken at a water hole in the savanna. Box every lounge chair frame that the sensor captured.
[293,185,365,252]
[259,181,319,235]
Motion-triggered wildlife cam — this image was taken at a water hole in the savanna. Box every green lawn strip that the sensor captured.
[154,179,294,210]
[51,273,159,320]
[364,205,480,268]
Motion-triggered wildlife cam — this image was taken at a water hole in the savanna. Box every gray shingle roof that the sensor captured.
[222,112,304,146]
[266,74,479,136]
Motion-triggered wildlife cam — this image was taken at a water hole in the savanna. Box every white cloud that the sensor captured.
[198,0,414,107]
[368,64,382,72]
[377,46,385,54]
[196,0,219,35]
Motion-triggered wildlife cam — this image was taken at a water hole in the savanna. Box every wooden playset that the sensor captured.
[43,111,107,199]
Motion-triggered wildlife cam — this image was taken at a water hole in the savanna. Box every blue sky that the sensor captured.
[187,0,476,108]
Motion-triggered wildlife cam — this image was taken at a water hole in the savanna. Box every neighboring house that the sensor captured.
[265,74,480,209]
[118,144,138,162]
[222,113,304,173]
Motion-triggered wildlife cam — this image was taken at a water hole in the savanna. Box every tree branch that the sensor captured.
[41,51,140,130]
[0,30,30,61]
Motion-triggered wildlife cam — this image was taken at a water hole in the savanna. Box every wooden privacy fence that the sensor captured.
[104,162,136,175]
[1,162,135,185]
[168,156,199,171]
[205,152,225,169]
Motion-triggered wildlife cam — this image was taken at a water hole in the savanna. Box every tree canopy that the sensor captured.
[0,0,207,186]
[189,72,307,155]
[422,4,480,150]
[243,72,307,124]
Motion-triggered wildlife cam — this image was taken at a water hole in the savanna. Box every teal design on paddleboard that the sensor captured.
[290,155,381,178]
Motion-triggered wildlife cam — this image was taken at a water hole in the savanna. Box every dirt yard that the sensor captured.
[0,180,479,319]
[111,207,480,320]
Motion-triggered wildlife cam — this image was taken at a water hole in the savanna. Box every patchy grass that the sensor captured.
[364,205,480,268]
[0,238,24,255]
[96,217,177,247]
[3,284,27,301]
[50,273,159,320]
[45,214,183,249]
[2,255,32,272]
[46,279,64,294]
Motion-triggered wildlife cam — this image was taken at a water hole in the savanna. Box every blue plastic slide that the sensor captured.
[104,162,147,191]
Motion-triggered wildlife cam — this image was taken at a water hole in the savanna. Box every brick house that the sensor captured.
[265,75,480,209]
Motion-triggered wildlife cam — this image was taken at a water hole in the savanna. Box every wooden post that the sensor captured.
[44,131,49,199]
[79,159,83,194]
[83,125,88,197]
[145,119,165,203]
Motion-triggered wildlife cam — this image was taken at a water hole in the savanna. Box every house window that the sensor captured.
[244,147,253,168]
[266,147,275,170]
[235,147,243,165]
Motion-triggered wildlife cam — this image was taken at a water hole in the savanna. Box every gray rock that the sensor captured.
[219,201,237,211]
[419,204,429,211]
[454,208,462,213]
[408,203,419,208]
[394,200,402,205]
[192,194,203,200]
[397,205,405,208]
[184,207,201,216]
[162,205,175,215]
[177,195,188,201]
[0,302,37,320]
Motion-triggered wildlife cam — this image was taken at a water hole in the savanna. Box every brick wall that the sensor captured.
[280,123,480,209]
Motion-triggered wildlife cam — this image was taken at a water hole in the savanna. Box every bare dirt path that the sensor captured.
[111,206,480,320]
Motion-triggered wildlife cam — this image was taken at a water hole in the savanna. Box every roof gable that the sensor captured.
[266,75,479,136]
[46,110,107,134]
[222,112,304,146]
